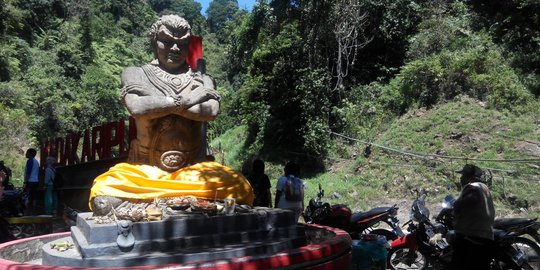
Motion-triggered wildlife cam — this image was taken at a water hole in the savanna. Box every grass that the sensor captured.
[212,97,540,219]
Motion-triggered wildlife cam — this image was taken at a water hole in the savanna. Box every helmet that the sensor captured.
[456,164,484,186]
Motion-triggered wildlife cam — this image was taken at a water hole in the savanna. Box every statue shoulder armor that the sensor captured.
[121,67,146,85]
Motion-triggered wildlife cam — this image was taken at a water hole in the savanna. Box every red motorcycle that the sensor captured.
[303,183,403,241]
[387,189,537,270]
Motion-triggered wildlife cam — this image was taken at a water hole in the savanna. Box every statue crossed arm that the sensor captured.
[121,67,220,121]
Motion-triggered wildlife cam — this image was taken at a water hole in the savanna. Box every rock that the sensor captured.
[92,196,124,216]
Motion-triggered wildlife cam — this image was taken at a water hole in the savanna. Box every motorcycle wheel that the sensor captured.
[512,237,540,270]
[8,224,22,238]
[387,247,429,270]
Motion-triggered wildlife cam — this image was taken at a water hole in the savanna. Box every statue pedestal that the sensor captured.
[42,209,306,268]
[0,223,352,269]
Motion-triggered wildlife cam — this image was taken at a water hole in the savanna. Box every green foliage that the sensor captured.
[381,1,534,112]
[406,1,472,60]
[349,0,422,83]
[80,10,95,64]
[226,1,271,86]
[0,103,34,185]
[396,37,532,111]
[0,0,25,36]
[207,0,239,33]
[209,125,247,170]
[335,82,399,140]
[148,0,206,33]
[297,69,331,156]
[18,0,67,41]
[239,20,334,158]
[0,80,31,109]
[0,37,30,81]
[469,0,540,96]
[95,0,156,36]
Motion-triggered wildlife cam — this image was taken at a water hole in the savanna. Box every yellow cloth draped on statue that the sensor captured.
[89,161,254,208]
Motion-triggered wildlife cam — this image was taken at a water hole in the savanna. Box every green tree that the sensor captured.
[148,0,206,33]
[80,10,95,64]
[0,0,25,37]
[207,0,239,33]
[469,0,540,96]
[381,1,533,112]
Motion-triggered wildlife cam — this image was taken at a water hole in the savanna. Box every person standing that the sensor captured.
[275,161,304,223]
[43,156,57,215]
[451,164,495,270]
[247,159,272,207]
[24,148,40,215]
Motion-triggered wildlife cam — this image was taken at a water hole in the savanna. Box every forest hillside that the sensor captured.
[1,0,538,217]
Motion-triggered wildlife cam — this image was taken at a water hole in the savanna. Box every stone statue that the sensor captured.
[122,15,219,171]
[89,15,253,218]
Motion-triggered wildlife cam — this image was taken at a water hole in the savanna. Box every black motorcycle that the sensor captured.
[436,195,540,270]
[0,217,15,243]
[388,189,537,270]
[0,188,26,217]
[303,183,403,241]
[0,188,27,242]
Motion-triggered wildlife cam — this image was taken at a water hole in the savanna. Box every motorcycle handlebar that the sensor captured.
[403,219,412,227]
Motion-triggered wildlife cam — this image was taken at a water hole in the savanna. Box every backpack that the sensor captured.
[284,176,303,202]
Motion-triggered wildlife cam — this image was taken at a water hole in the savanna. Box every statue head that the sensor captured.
[149,15,191,73]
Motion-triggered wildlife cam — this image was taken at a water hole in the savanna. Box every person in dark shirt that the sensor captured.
[451,164,495,270]
[247,159,272,207]
[0,161,13,190]
[24,148,41,215]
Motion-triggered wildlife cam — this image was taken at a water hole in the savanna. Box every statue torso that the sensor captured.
[122,65,206,171]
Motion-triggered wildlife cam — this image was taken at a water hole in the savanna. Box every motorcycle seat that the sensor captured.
[494,217,537,230]
[350,206,392,223]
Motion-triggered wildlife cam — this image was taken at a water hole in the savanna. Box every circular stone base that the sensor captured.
[0,224,352,269]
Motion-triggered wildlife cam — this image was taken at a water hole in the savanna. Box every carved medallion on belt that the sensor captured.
[160,150,187,171]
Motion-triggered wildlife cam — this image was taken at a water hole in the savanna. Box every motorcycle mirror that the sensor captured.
[316,183,324,198]
[442,195,456,208]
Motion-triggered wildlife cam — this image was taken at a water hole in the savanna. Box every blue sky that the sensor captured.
[196,0,257,14]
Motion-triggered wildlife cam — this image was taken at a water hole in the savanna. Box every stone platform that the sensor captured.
[41,208,307,268]
[0,223,352,269]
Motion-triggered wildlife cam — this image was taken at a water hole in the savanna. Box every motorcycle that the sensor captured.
[0,188,26,217]
[0,188,28,240]
[436,195,540,270]
[387,188,537,270]
[0,217,16,243]
[303,183,403,241]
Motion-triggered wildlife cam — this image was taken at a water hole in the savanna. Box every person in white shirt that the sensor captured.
[275,161,304,223]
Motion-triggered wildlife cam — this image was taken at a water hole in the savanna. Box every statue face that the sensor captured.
[156,25,190,73]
